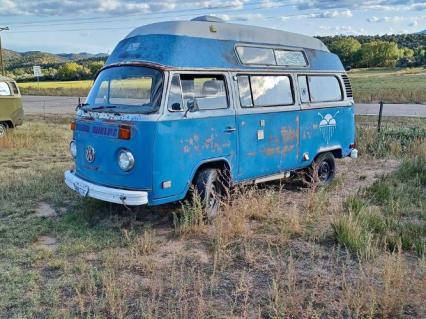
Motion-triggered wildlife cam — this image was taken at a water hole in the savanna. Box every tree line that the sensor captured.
[317,34,426,68]
[6,59,105,82]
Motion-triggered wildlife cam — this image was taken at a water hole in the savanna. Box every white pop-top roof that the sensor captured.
[126,17,330,52]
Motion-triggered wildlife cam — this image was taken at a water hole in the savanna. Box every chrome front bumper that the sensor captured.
[64,170,148,206]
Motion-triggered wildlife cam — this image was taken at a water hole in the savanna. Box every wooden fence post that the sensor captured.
[377,101,384,132]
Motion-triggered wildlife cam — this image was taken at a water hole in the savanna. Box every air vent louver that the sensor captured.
[342,74,353,98]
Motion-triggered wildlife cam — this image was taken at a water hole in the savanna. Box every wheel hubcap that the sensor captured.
[318,161,331,181]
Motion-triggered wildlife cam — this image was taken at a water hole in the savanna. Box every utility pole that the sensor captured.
[0,27,9,76]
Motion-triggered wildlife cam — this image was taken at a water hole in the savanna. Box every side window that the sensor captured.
[309,76,342,102]
[0,82,11,96]
[180,74,228,110]
[167,74,184,111]
[236,47,276,65]
[298,75,343,103]
[298,76,310,103]
[237,75,294,107]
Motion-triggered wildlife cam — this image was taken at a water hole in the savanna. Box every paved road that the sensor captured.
[22,95,426,117]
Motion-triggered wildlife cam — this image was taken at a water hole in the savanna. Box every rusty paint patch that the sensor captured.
[263,147,281,156]
[281,144,295,156]
[280,127,297,141]
[269,135,280,144]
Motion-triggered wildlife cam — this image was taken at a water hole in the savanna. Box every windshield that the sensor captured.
[84,66,163,113]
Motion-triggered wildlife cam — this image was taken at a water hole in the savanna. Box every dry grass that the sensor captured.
[0,116,425,318]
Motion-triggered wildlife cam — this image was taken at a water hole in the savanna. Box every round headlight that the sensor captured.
[70,141,77,158]
[118,150,135,171]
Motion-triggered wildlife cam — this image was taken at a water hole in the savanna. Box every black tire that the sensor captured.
[0,122,8,138]
[194,168,224,220]
[307,152,336,186]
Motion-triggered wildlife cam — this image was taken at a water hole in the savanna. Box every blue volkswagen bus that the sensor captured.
[65,16,357,217]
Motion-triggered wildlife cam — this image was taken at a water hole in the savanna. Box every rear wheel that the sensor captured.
[194,168,225,220]
[0,123,8,138]
[307,152,336,186]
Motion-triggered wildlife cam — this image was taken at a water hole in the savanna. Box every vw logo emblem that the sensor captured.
[85,145,95,163]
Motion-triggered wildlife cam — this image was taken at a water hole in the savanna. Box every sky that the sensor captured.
[0,0,425,54]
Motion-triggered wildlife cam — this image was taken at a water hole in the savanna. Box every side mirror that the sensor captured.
[187,98,199,112]
[171,102,182,111]
[345,66,352,72]
[184,98,198,117]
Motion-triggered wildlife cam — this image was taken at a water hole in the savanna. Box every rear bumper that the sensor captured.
[64,170,148,206]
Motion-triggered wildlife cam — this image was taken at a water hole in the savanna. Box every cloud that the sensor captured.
[367,15,405,23]
[309,9,353,18]
[296,0,426,12]
[2,0,425,18]
[211,13,264,22]
[318,25,367,35]
[0,0,248,16]
[367,14,425,23]
[410,20,419,27]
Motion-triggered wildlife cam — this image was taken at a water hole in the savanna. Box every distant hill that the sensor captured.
[57,52,108,61]
[3,49,107,68]
[419,30,426,34]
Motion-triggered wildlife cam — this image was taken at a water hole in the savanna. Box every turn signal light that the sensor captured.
[118,125,131,140]
[70,121,76,131]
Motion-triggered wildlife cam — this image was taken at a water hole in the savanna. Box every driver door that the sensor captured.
[153,72,237,199]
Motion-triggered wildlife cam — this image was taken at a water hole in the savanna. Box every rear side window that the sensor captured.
[180,74,228,110]
[0,82,11,96]
[298,75,342,103]
[237,75,294,107]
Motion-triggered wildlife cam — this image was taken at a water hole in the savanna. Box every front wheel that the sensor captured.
[0,123,8,138]
[194,168,225,221]
[307,152,336,186]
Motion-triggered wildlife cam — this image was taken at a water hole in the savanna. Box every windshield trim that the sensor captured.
[84,65,165,114]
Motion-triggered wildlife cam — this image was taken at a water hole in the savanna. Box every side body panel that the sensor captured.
[299,106,355,165]
[236,110,299,181]
[151,111,237,205]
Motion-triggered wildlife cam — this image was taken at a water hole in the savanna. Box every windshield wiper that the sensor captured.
[88,105,117,111]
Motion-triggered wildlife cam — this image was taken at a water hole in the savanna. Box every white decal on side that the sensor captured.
[318,112,339,144]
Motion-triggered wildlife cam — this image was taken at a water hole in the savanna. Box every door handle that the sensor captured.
[224,126,237,133]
